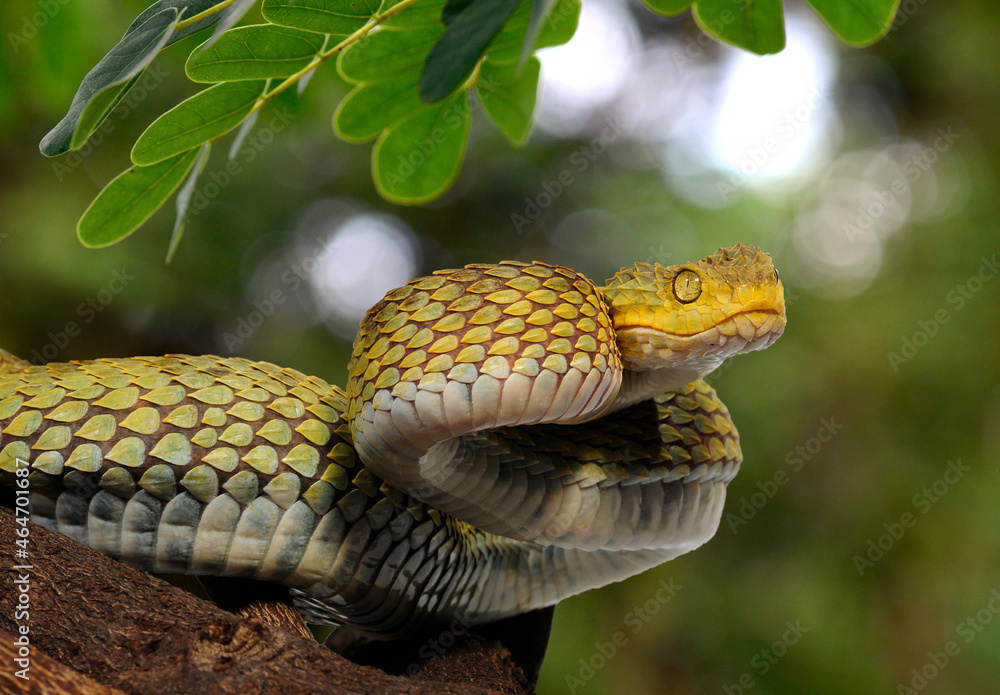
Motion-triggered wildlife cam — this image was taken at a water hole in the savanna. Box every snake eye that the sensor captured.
[673,269,701,303]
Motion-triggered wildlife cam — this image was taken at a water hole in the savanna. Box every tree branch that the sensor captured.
[0,629,126,695]
[0,507,547,694]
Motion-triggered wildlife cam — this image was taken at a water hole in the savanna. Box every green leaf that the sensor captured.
[383,0,448,29]
[168,142,212,263]
[641,0,694,15]
[533,0,580,49]
[78,148,201,248]
[374,91,470,204]
[419,0,520,103]
[477,57,539,145]
[39,8,180,156]
[693,0,785,55]
[261,0,379,35]
[125,0,223,45]
[132,80,266,165]
[70,73,144,151]
[186,24,326,82]
[338,27,443,84]
[310,624,337,644]
[805,0,900,45]
[441,0,476,24]
[335,77,424,143]
[485,0,580,64]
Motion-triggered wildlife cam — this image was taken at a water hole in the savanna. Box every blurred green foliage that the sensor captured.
[1,1,998,694]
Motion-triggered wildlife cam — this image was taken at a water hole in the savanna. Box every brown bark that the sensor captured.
[197,575,315,641]
[0,507,550,694]
[0,629,126,695]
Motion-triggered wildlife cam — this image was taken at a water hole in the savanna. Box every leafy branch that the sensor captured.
[41,0,901,257]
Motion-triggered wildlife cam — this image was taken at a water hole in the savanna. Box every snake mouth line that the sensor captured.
[617,309,784,350]
[616,303,785,343]
[680,308,785,341]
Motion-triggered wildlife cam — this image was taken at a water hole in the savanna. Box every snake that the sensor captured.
[0,244,784,638]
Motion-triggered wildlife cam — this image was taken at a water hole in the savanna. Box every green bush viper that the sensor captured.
[0,244,785,638]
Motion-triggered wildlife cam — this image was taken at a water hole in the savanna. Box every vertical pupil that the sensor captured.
[674,271,700,303]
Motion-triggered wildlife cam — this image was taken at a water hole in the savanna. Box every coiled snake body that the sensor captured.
[0,244,784,637]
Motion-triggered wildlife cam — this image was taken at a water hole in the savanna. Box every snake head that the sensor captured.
[601,243,786,381]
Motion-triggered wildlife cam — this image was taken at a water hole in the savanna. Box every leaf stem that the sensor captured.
[246,0,423,117]
[176,0,235,31]
[464,58,483,91]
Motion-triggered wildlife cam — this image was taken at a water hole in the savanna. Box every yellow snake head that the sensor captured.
[602,244,785,385]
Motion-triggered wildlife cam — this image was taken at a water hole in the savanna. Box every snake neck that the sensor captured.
[592,362,720,420]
